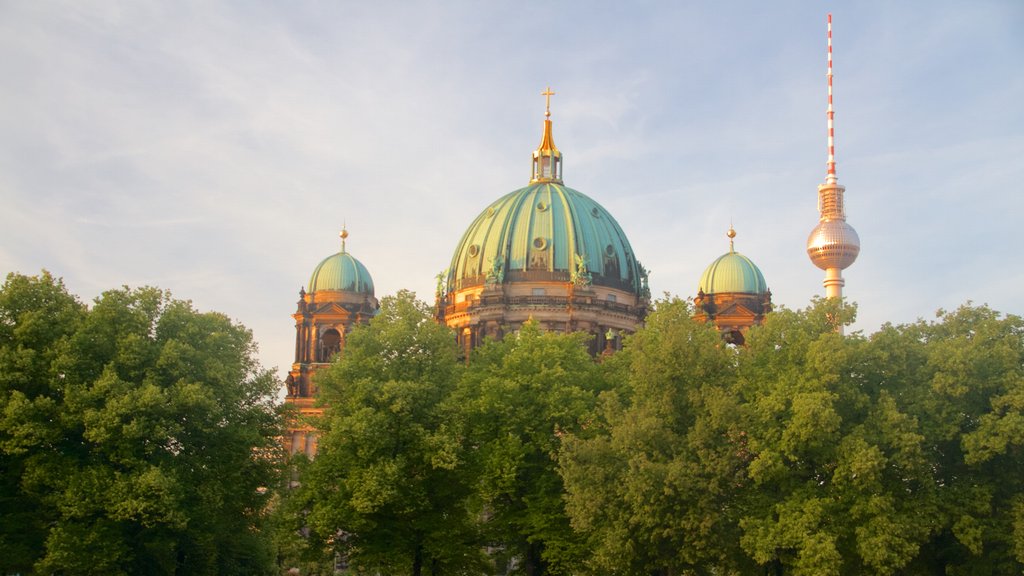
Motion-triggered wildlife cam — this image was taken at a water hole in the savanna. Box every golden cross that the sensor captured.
[541,86,555,117]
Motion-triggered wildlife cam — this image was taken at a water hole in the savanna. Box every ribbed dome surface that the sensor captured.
[309,252,375,295]
[699,252,768,295]
[447,182,641,293]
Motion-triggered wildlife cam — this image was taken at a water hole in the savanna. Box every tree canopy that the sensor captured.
[559,298,1024,575]
[0,271,283,575]
[14,270,1015,575]
[291,292,1024,575]
[293,290,481,576]
[451,320,604,575]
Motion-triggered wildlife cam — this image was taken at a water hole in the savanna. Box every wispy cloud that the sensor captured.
[2,1,1021,376]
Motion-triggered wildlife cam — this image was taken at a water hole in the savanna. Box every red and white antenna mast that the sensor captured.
[826,13,837,183]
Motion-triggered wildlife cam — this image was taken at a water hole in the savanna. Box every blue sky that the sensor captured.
[2,1,1022,379]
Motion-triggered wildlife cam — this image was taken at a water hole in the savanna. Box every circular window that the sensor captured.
[537,201,548,212]
[591,207,601,218]
[533,237,548,250]
[468,244,480,257]
[486,207,495,218]
[605,244,615,256]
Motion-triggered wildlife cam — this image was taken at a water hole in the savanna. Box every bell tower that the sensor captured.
[285,228,378,457]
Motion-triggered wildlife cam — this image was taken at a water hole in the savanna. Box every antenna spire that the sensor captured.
[826,13,837,183]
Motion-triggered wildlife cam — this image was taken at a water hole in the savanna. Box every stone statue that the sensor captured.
[435,270,447,297]
[638,262,651,300]
[571,253,592,287]
[486,255,505,286]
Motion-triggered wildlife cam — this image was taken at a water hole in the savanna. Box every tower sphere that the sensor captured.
[806,218,860,271]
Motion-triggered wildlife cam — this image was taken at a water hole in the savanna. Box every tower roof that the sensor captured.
[308,229,375,295]
[698,228,769,295]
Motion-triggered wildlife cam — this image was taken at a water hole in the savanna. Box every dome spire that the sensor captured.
[727,225,736,254]
[340,224,349,254]
[531,86,563,184]
[807,14,860,309]
[543,86,554,118]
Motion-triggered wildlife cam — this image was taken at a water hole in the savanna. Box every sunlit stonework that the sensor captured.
[283,227,378,457]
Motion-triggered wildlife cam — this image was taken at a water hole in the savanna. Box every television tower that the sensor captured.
[807,14,860,301]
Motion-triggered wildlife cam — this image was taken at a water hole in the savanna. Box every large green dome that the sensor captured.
[308,251,375,295]
[446,182,643,293]
[698,251,768,295]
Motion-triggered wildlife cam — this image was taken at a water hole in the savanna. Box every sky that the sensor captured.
[2,1,1022,381]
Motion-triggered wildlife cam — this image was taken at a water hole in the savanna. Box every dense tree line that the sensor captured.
[5,271,1022,575]
[0,272,283,575]
[288,291,1024,575]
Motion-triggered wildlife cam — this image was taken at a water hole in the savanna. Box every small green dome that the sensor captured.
[309,251,375,295]
[447,182,643,294]
[698,251,768,295]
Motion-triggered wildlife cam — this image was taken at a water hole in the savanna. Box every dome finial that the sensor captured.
[531,87,563,184]
[340,223,349,254]
[727,225,736,253]
[542,86,555,118]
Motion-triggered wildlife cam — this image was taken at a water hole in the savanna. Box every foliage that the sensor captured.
[560,297,1024,575]
[733,298,936,575]
[0,271,283,575]
[560,297,752,575]
[452,320,604,575]
[295,290,483,576]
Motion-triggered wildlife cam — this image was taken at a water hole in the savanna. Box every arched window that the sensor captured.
[319,328,342,362]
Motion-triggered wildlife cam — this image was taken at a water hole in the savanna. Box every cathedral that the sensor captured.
[283,15,860,459]
[282,94,774,456]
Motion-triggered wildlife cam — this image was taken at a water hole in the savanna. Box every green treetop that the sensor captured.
[0,271,283,576]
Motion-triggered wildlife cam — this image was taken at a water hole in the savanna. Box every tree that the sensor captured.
[733,299,941,575]
[730,300,1024,575]
[559,297,752,575]
[561,298,1024,575]
[454,320,604,576]
[0,271,86,573]
[0,272,283,575]
[896,304,1024,573]
[297,290,483,576]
